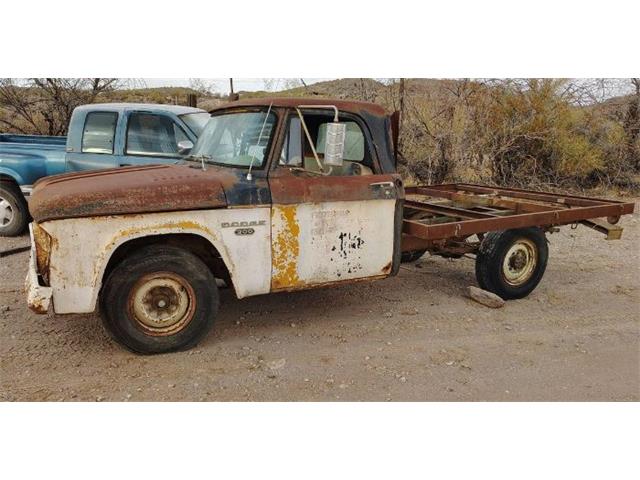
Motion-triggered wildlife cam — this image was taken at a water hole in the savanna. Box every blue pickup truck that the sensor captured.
[0,103,209,236]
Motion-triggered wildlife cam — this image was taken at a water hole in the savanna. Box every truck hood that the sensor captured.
[29,164,229,223]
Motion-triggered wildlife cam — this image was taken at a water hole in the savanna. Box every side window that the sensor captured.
[126,113,188,156]
[278,113,373,176]
[174,123,190,144]
[82,112,118,154]
[279,117,303,166]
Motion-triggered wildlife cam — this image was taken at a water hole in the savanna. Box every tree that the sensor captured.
[262,79,308,91]
[188,78,219,96]
[625,78,640,171]
[0,78,124,135]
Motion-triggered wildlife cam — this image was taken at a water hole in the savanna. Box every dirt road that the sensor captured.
[1,205,639,401]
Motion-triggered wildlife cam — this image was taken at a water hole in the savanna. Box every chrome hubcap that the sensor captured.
[129,273,195,336]
[502,239,537,286]
[0,197,13,226]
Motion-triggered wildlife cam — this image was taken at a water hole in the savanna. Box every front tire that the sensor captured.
[475,228,548,300]
[0,182,29,237]
[100,245,218,354]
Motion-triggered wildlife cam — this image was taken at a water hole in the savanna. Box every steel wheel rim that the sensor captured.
[128,272,196,336]
[0,197,14,226]
[501,238,538,286]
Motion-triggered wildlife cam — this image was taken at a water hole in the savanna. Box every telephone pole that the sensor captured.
[229,78,239,101]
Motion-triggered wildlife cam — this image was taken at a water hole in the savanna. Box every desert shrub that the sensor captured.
[384,78,639,191]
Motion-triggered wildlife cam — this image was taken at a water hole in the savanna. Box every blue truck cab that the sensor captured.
[0,103,209,236]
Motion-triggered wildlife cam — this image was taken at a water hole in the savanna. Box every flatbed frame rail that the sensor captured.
[403,184,635,242]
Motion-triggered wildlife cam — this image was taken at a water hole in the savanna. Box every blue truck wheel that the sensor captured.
[0,182,29,237]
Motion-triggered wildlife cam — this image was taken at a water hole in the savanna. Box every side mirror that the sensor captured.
[177,140,194,155]
[323,122,346,167]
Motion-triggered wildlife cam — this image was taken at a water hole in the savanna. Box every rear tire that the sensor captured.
[100,245,218,354]
[0,182,29,237]
[401,249,427,263]
[475,228,548,300]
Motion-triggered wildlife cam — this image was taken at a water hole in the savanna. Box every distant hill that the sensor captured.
[101,87,225,111]
[104,87,200,103]
[89,79,488,109]
[239,78,388,100]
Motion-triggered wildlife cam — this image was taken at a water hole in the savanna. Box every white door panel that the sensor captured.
[271,199,395,290]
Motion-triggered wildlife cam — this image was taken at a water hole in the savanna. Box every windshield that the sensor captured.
[179,112,211,136]
[190,110,277,168]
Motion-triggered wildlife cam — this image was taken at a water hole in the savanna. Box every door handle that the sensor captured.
[369,181,396,198]
[369,181,395,188]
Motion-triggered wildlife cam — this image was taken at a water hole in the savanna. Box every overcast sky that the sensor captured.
[143,78,333,93]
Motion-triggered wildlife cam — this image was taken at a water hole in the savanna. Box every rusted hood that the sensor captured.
[29,164,228,223]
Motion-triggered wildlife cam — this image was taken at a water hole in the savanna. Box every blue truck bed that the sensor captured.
[0,134,67,147]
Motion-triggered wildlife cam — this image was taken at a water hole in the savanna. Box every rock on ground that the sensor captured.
[468,286,506,308]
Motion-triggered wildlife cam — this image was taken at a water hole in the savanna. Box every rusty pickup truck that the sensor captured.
[25,98,635,354]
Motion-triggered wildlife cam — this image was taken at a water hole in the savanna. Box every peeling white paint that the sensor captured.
[271,199,395,289]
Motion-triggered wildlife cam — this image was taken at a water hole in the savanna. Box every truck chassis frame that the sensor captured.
[401,184,635,256]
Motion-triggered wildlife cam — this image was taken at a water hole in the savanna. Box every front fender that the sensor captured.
[0,166,25,185]
[40,208,272,314]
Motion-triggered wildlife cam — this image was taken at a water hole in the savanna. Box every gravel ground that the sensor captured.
[1,203,639,401]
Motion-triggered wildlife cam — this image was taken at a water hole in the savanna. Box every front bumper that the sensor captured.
[25,224,52,314]
[20,185,33,198]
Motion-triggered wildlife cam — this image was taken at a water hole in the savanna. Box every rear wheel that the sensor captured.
[475,228,548,299]
[100,245,218,354]
[0,183,29,237]
[401,249,427,263]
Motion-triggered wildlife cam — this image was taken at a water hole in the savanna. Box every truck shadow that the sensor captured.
[208,261,476,341]
[31,260,477,356]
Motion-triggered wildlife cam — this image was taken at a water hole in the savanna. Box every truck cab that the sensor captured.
[0,103,208,236]
[63,103,208,171]
[26,98,405,353]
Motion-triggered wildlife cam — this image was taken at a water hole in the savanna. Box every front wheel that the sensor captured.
[0,183,29,237]
[100,245,219,354]
[475,227,548,300]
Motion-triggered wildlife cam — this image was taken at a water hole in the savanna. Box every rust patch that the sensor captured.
[89,217,224,288]
[29,164,229,223]
[26,249,52,314]
[211,97,389,117]
[27,297,49,315]
[273,273,387,294]
[109,219,218,245]
[32,223,52,275]
[271,205,301,290]
[269,172,401,206]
